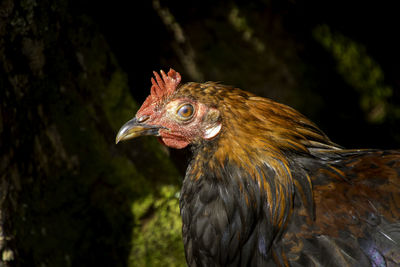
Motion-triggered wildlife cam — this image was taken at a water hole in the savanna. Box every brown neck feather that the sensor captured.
[184,82,338,235]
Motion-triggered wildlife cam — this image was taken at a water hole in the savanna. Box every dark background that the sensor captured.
[1,0,399,266]
[82,0,400,148]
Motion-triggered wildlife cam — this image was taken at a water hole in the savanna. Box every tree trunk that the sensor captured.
[0,0,182,266]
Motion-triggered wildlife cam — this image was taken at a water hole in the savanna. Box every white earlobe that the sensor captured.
[203,123,222,140]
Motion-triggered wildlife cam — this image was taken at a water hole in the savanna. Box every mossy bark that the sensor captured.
[0,0,183,266]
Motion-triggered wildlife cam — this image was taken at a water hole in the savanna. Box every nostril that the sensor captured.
[137,115,150,123]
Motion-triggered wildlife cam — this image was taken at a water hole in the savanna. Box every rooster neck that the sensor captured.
[187,138,317,223]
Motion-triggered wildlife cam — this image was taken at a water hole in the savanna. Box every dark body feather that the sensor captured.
[178,83,400,266]
[284,149,400,267]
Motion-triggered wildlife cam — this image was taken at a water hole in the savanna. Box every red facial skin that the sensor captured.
[135,98,217,149]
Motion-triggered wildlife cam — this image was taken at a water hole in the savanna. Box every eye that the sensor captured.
[177,104,194,120]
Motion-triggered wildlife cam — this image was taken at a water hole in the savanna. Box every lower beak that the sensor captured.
[115,118,162,144]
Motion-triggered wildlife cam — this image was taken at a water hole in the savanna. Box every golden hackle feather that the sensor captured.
[177,82,340,247]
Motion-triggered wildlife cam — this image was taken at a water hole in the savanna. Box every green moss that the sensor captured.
[103,69,138,131]
[228,5,265,52]
[313,25,394,123]
[130,185,185,267]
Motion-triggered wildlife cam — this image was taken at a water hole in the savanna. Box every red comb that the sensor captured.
[150,69,181,100]
[136,68,181,116]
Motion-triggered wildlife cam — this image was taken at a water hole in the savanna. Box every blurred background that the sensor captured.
[1,0,399,266]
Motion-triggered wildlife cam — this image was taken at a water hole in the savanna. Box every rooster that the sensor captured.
[116,69,400,266]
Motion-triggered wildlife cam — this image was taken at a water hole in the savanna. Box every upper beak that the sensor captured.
[115,117,162,144]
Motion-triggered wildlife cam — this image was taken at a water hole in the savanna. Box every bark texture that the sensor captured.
[0,0,181,266]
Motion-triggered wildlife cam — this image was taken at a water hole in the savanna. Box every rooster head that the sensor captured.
[115,69,222,149]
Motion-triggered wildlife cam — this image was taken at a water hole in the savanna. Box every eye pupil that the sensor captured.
[182,107,189,115]
[177,104,194,119]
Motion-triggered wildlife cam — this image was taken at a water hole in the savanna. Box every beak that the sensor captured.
[115,117,162,144]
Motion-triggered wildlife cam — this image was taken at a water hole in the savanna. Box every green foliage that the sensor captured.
[228,5,265,52]
[313,25,396,123]
[130,185,185,267]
